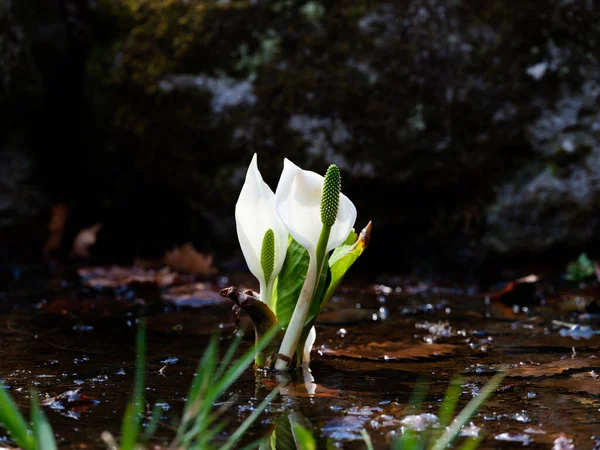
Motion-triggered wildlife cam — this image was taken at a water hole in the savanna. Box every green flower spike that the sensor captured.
[320,165,341,227]
[260,228,275,284]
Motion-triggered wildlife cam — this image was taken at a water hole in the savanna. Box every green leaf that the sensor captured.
[272,237,327,330]
[308,221,371,324]
[30,392,57,450]
[0,384,35,450]
[566,252,596,281]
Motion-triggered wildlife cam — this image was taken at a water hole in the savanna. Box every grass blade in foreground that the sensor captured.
[220,386,281,450]
[0,384,35,450]
[120,320,146,450]
[175,326,279,448]
[430,372,506,450]
[30,392,57,450]
[361,429,374,450]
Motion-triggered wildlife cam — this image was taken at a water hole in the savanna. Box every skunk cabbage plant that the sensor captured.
[222,154,371,370]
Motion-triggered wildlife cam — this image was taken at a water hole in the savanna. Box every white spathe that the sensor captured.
[235,154,288,303]
[274,158,357,258]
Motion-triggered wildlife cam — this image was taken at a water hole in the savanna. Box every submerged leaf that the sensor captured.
[162,283,229,307]
[542,371,600,395]
[506,356,598,378]
[320,341,456,361]
[78,266,180,288]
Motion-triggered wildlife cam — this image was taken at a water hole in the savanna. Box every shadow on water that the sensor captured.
[1,265,600,449]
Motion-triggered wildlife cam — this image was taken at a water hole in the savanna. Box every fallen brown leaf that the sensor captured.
[43,203,68,257]
[543,372,600,395]
[78,266,179,288]
[163,242,217,276]
[161,283,229,307]
[71,223,102,259]
[319,341,456,361]
[507,356,598,378]
[484,274,539,307]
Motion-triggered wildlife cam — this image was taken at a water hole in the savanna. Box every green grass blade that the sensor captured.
[361,429,374,450]
[203,327,278,411]
[457,436,483,450]
[30,391,57,450]
[177,335,220,444]
[214,330,244,383]
[292,423,316,450]
[194,418,229,449]
[120,320,146,450]
[219,386,280,450]
[238,435,271,450]
[392,428,421,450]
[140,403,162,443]
[438,377,463,427]
[407,378,428,415]
[0,385,35,450]
[430,372,505,450]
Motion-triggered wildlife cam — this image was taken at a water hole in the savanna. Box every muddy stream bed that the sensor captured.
[1,265,599,449]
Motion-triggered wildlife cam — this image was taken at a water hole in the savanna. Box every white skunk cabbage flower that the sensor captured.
[235,154,288,307]
[274,159,356,370]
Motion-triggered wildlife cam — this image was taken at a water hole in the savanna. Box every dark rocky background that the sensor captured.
[2,0,600,274]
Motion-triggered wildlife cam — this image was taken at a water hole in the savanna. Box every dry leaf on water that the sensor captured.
[78,266,179,288]
[507,356,598,378]
[42,389,99,417]
[542,371,600,396]
[161,283,229,307]
[163,242,217,276]
[43,203,68,257]
[484,274,539,307]
[71,223,102,259]
[319,341,456,361]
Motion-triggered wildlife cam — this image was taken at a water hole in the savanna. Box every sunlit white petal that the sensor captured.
[275,158,357,256]
[235,154,288,286]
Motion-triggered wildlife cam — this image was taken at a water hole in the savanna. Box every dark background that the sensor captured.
[2,0,600,275]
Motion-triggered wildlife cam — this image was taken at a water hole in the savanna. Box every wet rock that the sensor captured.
[0,4,48,260]
[3,0,600,268]
[485,81,600,254]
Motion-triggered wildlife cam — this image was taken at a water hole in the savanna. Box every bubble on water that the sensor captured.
[495,432,533,445]
[400,413,439,432]
[336,328,347,338]
[512,411,531,423]
[161,357,179,365]
[378,307,389,320]
[459,422,480,437]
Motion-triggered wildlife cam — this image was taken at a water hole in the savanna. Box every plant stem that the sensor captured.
[275,255,318,370]
[259,280,272,309]
[275,225,331,370]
